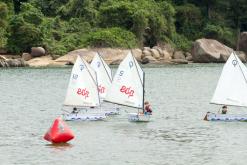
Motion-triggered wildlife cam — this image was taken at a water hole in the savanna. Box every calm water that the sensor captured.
[1,64,247,165]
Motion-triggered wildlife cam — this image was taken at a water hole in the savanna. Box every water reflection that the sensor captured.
[45,143,73,151]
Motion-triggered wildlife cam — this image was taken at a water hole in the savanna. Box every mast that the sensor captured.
[142,72,145,113]
[130,49,145,112]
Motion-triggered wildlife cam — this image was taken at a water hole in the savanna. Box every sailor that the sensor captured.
[72,107,78,114]
[221,105,227,114]
[144,101,152,115]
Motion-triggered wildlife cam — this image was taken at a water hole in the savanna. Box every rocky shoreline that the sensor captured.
[1,36,247,68]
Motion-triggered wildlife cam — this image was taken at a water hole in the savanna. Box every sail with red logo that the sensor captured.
[91,52,112,99]
[62,55,106,121]
[44,117,74,143]
[104,51,150,122]
[90,52,120,115]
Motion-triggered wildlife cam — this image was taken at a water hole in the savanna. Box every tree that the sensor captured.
[7,3,44,53]
[227,0,247,49]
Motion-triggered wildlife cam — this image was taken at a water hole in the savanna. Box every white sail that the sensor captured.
[63,55,100,107]
[211,52,247,107]
[90,52,112,99]
[104,51,144,108]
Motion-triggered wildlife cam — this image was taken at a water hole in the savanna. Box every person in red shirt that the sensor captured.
[144,101,152,115]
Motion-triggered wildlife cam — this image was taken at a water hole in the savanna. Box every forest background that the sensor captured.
[0,0,246,55]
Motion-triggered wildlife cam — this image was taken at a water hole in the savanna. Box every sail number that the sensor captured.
[98,85,105,93]
[120,85,134,98]
[80,64,84,71]
[77,88,89,99]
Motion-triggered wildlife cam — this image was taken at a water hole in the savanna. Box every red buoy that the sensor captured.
[44,117,74,143]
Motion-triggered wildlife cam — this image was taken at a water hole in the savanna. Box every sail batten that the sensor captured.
[104,51,144,109]
[63,55,100,107]
[210,52,247,107]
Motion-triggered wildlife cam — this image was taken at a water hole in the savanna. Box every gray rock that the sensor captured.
[5,59,27,67]
[238,32,247,55]
[173,51,186,60]
[142,50,152,58]
[22,53,32,61]
[150,49,160,59]
[152,46,164,57]
[31,47,46,57]
[141,56,157,64]
[192,38,233,63]
[235,51,247,63]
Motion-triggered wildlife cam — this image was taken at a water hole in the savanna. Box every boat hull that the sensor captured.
[128,113,151,122]
[62,113,106,121]
[204,112,247,121]
[104,107,120,116]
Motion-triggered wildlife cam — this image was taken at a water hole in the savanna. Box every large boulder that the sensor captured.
[93,48,129,64]
[150,48,160,59]
[55,49,92,64]
[6,59,27,67]
[141,56,158,64]
[22,53,32,61]
[152,46,164,57]
[31,47,46,57]
[55,48,131,65]
[163,50,172,60]
[238,32,247,55]
[131,48,142,62]
[235,51,247,63]
[192,38,233,63]
[185,52,193,61]
[27,55,54,67]
[160,43,175,56]
[142,49,152,58]
[0,55,28,67]
[173,51,186,60]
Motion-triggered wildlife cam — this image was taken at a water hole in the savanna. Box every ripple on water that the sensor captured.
[1,65,247,164]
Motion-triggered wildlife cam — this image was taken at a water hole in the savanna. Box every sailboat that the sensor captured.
[104,51,151,122]
[204,52,247,121]
[62,55,106,121]
[90,52,120,115]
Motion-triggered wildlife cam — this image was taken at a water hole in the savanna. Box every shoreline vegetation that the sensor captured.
[0,1,247,67]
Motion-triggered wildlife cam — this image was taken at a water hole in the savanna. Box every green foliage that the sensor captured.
[2,0,247,54]
[99,0,175,46]
[0,27,7,48]
[175,3,203,40]
[83,27,138,48]
[203,23,235,47]
[58,0,99,25]
[0,2,8,48]
[20,2,44,25]
[171,33,192,51]
[7,3,44,53]
[0,2,8,28]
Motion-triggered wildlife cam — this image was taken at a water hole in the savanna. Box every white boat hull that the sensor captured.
[104,107,120,116]
[128,113,151,122]
[62,113,106,121]
[204,112,247,121]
